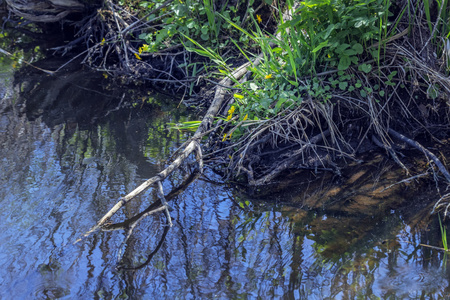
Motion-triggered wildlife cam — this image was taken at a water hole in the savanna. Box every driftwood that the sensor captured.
[81,61,252,238]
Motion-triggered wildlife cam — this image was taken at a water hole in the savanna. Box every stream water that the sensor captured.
[1,50,450,300]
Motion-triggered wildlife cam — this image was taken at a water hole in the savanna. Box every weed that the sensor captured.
[439,214,448,251]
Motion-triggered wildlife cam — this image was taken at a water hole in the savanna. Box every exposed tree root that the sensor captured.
[5,0,85,23]
[388,128,450,182]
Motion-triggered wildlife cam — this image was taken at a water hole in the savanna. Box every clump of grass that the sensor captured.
[439,214,448,251]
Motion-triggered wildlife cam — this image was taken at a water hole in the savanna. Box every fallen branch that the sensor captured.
[81,61,251,238]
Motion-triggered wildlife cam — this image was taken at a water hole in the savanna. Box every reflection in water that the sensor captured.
[1,64,450,299]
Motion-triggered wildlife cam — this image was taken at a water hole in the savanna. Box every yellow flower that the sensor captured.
[265,74,273,79]
[234,94,244,99]
[103,73,108,79]
[226,106,235,121]
[134,53,142,60]
[256,14,262,24]
[138,47,143,54]
[243,114,248,121]
[142,44,149,52]
[100,38,106,46]
[222,133,228,141]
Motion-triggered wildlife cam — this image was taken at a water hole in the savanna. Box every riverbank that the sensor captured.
[2,0,450,214]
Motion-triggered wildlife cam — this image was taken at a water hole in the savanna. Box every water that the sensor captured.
[1,57,450,299]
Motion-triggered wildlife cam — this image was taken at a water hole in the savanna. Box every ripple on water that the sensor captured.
[374,263,449,298]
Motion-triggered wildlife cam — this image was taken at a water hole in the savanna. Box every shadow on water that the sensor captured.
[2,50,450,299]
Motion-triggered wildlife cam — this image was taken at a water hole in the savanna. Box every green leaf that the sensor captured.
[343,49,357,56]
[352,43,364,54]
[312,41,329,53]
[323,24,336,40]
[201,26,209,34]
[427,85,439,99]
[336,43,350,54]
[338,55,351,70]
[359,63,372,73]
[350,56,358,64]
[360,89,367,97]
[339,81,348,90]
[388,71,398,80]
[275,98,288,112]
[186,20,196,29]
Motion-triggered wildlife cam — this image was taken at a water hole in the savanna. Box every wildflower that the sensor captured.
[234,94,244,99]
[222,132,233,141]
[256,14,262,24]
[134,53,142,60]
[265,74,273,79]
[138,47,143,54]
[101,38,106,46]
[226,106,235,121]
[243,114,248,121]
[103,73,108,79]
[142,44,149,52]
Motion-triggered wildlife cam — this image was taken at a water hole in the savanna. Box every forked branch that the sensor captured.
[80,62,251,238]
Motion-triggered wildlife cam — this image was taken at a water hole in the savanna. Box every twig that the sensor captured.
[157,181,172,227]
[419,1,445,55]
[401,240,450,252]
[0,47,55,75]
[381,172,429,192]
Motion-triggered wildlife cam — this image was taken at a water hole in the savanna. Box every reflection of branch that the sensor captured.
[88,172,199,265]
[119,224,170,271]
[116,205,167,262]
